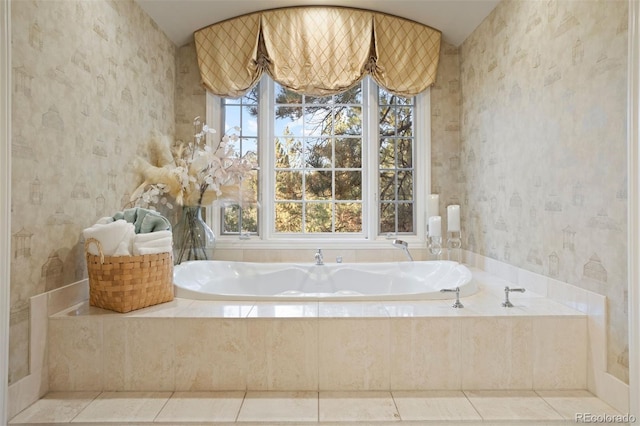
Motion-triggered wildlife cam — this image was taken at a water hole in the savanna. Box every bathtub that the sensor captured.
[173,260,477,301]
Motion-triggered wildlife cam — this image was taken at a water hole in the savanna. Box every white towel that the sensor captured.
[135,246,173,256]
[132,230,172,242]
[83,220,135,256]
[132,234,172,256]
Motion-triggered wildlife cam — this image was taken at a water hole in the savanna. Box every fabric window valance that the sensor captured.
[194,6,441,98]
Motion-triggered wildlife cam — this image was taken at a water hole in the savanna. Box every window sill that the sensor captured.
[213,236,427,251]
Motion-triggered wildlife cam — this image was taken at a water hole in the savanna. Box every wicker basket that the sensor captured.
[84,237,174,313]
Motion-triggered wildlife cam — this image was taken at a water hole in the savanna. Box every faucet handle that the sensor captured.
[502,286,526,307]
[440,287,463,308]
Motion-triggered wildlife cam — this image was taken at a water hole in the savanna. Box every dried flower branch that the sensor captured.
[131,117,256,209]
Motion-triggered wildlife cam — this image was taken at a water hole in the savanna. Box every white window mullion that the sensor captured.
[364,77,379,241]
[206,91,222,235]
[416,88,431,243]
[260,75,274,240]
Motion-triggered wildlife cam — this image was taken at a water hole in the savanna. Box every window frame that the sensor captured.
[207,75,431,249]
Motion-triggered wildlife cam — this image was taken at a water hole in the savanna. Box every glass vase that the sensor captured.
[173,205,215,264]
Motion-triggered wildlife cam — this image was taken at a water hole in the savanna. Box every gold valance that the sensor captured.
[194,14,261,98]
[194,7,442,98]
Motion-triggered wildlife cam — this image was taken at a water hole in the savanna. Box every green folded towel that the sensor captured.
[113,207,171,233]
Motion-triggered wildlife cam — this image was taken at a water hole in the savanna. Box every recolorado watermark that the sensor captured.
[575,413,637,423]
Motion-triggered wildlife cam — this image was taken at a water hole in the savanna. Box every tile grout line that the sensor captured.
[389,390,403,421]
[66,391,103,424]
[534,389,568,421]
[152,390,175,422]
[234,390,248,422]
[462,390,486,421]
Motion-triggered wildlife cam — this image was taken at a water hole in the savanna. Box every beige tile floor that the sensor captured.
[9,389,627,425]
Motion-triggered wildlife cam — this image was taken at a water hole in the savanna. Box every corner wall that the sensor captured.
[460,0,629,382]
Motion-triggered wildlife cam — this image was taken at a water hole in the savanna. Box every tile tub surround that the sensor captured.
[47,270,589,394]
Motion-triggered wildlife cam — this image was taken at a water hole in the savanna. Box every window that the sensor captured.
[273,82,363,234]
[208,75,430,245]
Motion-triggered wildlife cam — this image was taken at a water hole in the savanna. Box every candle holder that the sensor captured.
[428,235,442,259]
[447,230,462,263]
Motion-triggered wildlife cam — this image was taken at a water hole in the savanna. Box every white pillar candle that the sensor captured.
[428,216,442,237]
[427,194,439,219]
[447,205,461,232]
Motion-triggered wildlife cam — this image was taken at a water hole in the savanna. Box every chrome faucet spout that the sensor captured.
[314,249,324,265]
[392,239,413,261]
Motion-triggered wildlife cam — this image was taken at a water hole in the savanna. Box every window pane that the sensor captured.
[222,203,258,234]
[379,202,396,233]
[398,202,414,232]
[335,171,361,200]
[336,203,362,232]
[241,205,258,233]
[275,137,303,168]
[275,106,303,136]
[380,107,397,138]
[224,105,241,131]
[397,107,413,137]
[379,138,395,169]
[305,170,332,200]
[397,138,413,168]
[303,106,331,135]
[242,138,258,159]
[242,106,258,137]
[243,169,259,203]
[305,138,332,168]
[223,205,240,233]
[275,202,302,232]
[335,137,361,168]
[397,171,413,200]
[379,172,396,201]
[335,106,362,135]
[276,171,302,200]
[305,203,332,232]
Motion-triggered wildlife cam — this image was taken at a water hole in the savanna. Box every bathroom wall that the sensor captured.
[9,0,176,384]
[460,0,629,382]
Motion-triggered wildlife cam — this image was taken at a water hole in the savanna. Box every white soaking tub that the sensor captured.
[173,260,476,301]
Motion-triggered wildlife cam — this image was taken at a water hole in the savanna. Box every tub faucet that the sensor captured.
[392,239,413,261]
[314,249,324,265]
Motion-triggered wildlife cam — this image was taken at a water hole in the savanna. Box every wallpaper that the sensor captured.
[460,0,629,382]
[10,0,176,384]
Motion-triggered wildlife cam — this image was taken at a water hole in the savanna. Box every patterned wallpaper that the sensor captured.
[430,42,463,217]
[175,43,206,145]
[460,0,629,382]
[10,0,176,384]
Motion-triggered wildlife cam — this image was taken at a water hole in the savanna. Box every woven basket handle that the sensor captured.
[84,237,105,264]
